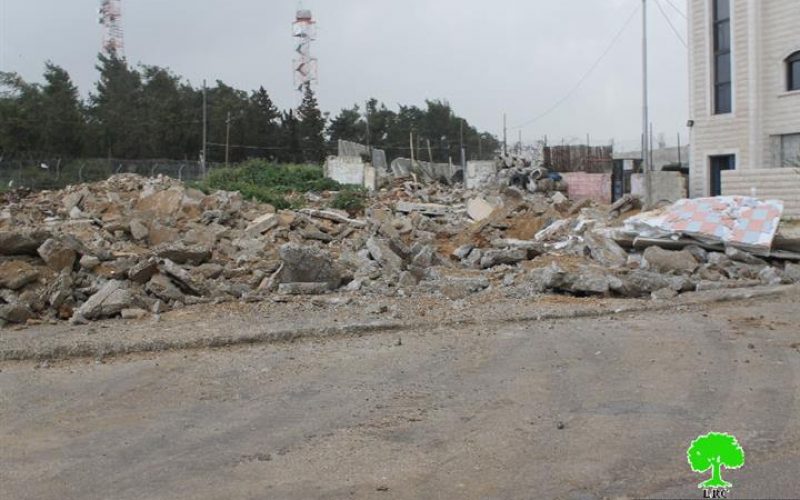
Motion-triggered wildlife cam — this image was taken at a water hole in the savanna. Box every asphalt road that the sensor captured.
[1,295,799,499]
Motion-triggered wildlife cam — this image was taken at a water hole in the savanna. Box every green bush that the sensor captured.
[330,187,367,215]
[201,160,342,209]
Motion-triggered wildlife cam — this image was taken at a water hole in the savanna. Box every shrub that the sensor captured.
[330,187,367,215]
[201,160,342,209]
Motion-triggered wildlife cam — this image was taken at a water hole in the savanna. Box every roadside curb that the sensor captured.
[1,284,795,362]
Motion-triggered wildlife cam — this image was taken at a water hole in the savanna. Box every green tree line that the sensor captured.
[0,54,499,165]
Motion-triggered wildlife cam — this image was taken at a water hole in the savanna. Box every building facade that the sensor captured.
[688,0,800,216]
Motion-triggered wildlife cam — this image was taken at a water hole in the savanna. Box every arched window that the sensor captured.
[788,51,800,92]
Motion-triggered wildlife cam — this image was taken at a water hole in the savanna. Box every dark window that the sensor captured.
[788,51,800,92]
[781,134,800,167]
[713,0,732,114]
[710,155,735,196]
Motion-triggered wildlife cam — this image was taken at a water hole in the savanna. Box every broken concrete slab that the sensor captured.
[490,239,544,253]
[452,244,474,261]
[0,303,33,324]
[0,230,50,256]
[725,246,768,267]
[583,232,628,268]
[129,219,149,241]
[146,274,185,302]
[79,255,101,270]
[480,248,528,269]
[466,197,496,222]
[37,238,78,271]
[0,261,40,290]
[48,270,74,309]
[395,201,449,217]
[128,258,159,284]
[299,209,367,228]
[76,280,134,320]
[245,213,279,236]
[366,237,406,274]
[651,287,679,301]
[159,259,204,295]
[642,247,699,275]
[277,282,333,295]
[784,263,800,283]
[758,267,783,286]
[278,243,342,288]
[121,308,149,320]
[154,243,212,266]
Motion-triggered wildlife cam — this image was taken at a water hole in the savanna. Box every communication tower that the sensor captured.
[293,8,318,94]
[99,0,125,56]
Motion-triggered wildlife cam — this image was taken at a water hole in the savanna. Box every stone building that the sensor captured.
[688,0,800,216]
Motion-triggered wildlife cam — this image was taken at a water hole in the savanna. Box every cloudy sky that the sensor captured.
[0,0,689,149]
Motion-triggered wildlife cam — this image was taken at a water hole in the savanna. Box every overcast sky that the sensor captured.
[0,0,689,149]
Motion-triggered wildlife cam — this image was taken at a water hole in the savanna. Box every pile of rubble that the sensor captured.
[1,174,798,326]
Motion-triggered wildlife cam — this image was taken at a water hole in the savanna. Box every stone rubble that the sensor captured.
[0,172,798,327]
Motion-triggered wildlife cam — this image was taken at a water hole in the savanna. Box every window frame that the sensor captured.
[712,0,732,114]
[788,51,800,92]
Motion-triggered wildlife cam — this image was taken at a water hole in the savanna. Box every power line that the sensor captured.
[664,0,687,20]
[655,0,687,48]
[512,3,640,130]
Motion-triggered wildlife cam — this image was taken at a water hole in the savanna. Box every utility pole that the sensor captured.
[518,130,523,155]
[409,131,415,165]
[503,113,508,156]
[427,139,434,164]
[225,111,232,168]
[677,132,682,167]
[365,101,371,152]
[642,0,653,206]
[201,80,207,176]
[459,119,466,169]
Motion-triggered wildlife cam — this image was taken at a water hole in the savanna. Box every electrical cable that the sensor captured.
[664,0,687,20]
[512,3,640,130]
[655,0,687,48]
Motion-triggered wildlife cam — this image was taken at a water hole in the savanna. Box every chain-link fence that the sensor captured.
[0,159,225,191]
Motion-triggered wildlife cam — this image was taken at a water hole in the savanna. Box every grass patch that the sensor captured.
[201,160,343,209]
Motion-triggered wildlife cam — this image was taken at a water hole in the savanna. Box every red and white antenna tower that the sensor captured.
[98,0,125,57]
[292,7,317,95]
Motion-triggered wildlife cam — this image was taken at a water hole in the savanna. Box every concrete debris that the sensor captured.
[480,248,529,269]
[245,213,279,236]
[0,172,796,327]
[129,219,150,241]
[582,232,628,268]
[784,263,800,283]
[128,258,159,284]
[121,308,149,320]
[146,274,185,302]
[0,302,33,324]
[278,282,334,295]
[466,197,496,222]
[624,196,783,252]
[0,261,40,290]
[641,247,699,275]
[154,243,212,266]
[278,243,342,288]
[366,237,406,274]
[0,229,51,256]
[76,280,135,320]
[395,201,449,217]
[37,238,77,271]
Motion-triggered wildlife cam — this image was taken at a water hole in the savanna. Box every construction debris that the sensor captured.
[0,173,798,327]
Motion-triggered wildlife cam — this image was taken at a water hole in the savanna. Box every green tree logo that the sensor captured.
[687,432,745,489]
